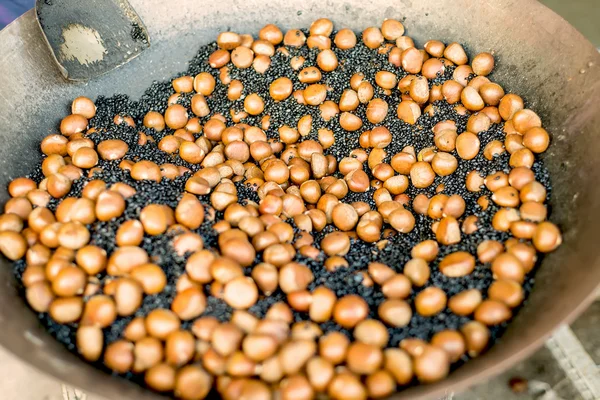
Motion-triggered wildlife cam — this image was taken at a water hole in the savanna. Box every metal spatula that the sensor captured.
[35,0,150,81]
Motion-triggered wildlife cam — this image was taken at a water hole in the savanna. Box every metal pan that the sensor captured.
[0,0,599,398]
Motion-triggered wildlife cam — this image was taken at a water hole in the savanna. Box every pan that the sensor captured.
[0,0,599,399]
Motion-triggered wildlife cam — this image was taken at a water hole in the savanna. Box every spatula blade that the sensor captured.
[36,0,150,81]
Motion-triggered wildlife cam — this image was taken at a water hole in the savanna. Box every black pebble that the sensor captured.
[14,30,550,384]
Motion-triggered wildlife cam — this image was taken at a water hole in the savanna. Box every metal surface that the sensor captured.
[545,325,600,399]
[35,0,149,81]
[0,0,599,399]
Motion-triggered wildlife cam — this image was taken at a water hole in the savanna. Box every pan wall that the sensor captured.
[0,0,599,399]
